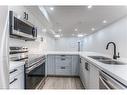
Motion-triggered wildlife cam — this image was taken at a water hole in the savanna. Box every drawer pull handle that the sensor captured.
[10,78,18,84]
[61,67,65,69]
[61,58,65,60]
[9,69,18,74]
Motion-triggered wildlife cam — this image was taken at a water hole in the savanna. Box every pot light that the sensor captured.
[42,29,47,33]
[75,28,78,31]
[77,34,84,37]
[50,7,54,11]
[72,34,75,36]
[88,5,93,9]
[91,28,95,31]
[54,34,60,38]
[58,29,62,32]
[103,20,107,24]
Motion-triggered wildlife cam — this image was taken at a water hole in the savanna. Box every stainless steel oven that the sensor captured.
[25,56,46,89]
[99,70,127,89]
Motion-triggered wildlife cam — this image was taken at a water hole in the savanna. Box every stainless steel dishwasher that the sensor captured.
[99,70,127,89]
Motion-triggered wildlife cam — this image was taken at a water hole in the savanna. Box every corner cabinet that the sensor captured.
[79,56,99,89]
[47,55,79,76]
[47,55,55,75]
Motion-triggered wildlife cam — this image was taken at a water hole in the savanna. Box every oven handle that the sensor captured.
[99,76,114,89]
[27,58,45,68]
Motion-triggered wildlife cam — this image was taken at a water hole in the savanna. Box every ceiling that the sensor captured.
[40,6,127,37]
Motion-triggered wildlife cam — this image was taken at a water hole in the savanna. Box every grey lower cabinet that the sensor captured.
[47,55,55,75]
[79,57,99,89]
[47,55,79,76]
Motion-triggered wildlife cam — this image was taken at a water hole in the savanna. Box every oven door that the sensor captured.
[25,62,45,89]
[99,71,127,89]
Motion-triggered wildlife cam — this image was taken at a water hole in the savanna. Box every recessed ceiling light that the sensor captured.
[72,34,75,36]
[77,34,84,37]
[103,20,107,24]
[84,33,88,36]
[58,29,62,32]
[88,5,93,9]
[42,29,47,33]
[75,28,78,31]
[54,34,60,38]
[50,7,54,11]
[91,28,95,31]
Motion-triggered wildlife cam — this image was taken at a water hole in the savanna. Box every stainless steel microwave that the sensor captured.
[9,11,37,40]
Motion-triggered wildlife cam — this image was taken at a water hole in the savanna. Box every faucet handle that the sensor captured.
[118,52,120,58]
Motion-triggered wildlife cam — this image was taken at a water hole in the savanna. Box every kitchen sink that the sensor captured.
[88,56,111,61]
[99,60,126,65]
[88,56,126,65]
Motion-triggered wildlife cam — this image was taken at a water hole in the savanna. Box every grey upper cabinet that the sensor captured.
[47,55,55,75]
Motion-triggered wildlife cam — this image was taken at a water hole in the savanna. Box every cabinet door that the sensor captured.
[72,55,79,76]
[84,63,90,89]
[47,55,55,75]
[9,72,24,89]
[79,57,86,87]
[89,64,99,89]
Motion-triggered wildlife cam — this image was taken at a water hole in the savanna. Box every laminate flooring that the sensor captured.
[41,77,84,89]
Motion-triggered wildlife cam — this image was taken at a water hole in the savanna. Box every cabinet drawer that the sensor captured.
[9,72,24,89]
[10,65,24,79]
[56,61,72,67]
[56,67,72,75]
[55,55,72,59]
[55,56,72,67]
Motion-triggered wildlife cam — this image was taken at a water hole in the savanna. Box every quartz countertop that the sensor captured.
[46,51,127,86]
[9,51,127,86]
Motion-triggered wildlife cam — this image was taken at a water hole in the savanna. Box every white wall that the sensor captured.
[9,6,55,54]
[83,16,127,58]
[55,37,84,51]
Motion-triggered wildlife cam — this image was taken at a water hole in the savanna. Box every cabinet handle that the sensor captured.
[61,58,65,60]
[9,69,18,74]
[61,66,65,69]
[9,78,18,84]
[26,14,28,20]
[85,62,89,71]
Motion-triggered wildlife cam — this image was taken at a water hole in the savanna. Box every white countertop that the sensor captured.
[9,51,127,86]
[9,61,25,71]
[46,51,127,86]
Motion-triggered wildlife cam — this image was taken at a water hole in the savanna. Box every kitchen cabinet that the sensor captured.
[9,65,24,89]
[79,57,99,89]
[72,55,79,76]
[79,57,86,87]
[55,55,72,76]
[89,63,99,89]
[47,54,79,76]
[47,55,55,75]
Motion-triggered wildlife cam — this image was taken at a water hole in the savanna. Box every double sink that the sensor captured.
[88,56,126,65]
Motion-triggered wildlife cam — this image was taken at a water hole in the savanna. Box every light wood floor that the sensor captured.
[41,77,84,89]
